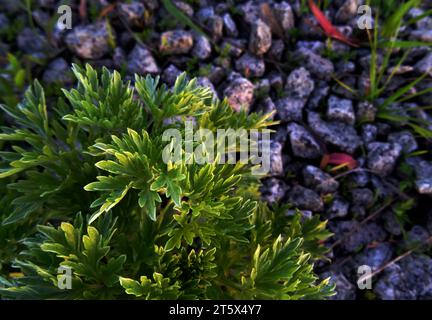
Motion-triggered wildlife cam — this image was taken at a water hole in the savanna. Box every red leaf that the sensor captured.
[320,153,358,170]
[79,0,87,21]
[308,0,359,47]
[99,4,117,19]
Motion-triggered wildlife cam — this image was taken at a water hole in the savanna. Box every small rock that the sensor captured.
[287,123,323,159]
[192,34,212,60]
[118,2,147,28]
[327,197,350,219]
[65,22,111,59]
[329,221,387,252]
[335,0,359,23]
[268,72,284,91]
[272,1,295,32]
[285,67,315,99]
[296,40,324,54]
[371,176,395,199]
[267,39,285,61]
[327,95,355,125]
[415,52,432,77]
[351,188,374,207]
[223,77,254,112]
[160,30,193,55]
[249,19,272,55]
[408,8,432,29]
[17,27,49,55]
[208,15,224,41]
[206,65,225,85]
[351,204,366,218]
[355,243,393,271]
[376,122,392,136]
[269,141,284,176]
[361,124,378,143]
[288,185,324,212]
[254,78,270,96]
[32,9,50,29]
[308,112,361,154]
[222,13,238,37]
[308,81,330,110]
[42,58,73,85]
[275,97,305,122]
[356,101,377,122]
[388,131,418,154]
[127,44,159,75]
[367,142,402,176]
[297,48,334,80]
[36,0,55,8]
[335,60,356,75]
[303,165,339,194]
[375,254,432,299]
[255,97,276,118]
[0,13,8,30]
[235,53,265,77]
[346,167,370,188]
[405,225,430,248]
[196,6,214,23]
[221,39,245,57]
[173,0,194,17]
[239,1,260,25]
[113,47,126,69]
[410,30,432,43]
[162,64,183,86]
[382,211,402,236]
[260,178,288,203]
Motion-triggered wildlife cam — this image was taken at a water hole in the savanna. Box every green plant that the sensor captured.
[0,65,334,299]
[333,1,432,139]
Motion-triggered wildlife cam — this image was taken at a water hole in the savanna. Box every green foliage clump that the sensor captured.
[0,64,334,299]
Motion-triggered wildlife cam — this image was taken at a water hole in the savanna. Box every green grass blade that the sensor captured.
[377,40,432,48]
[382,72,428,108]
[382,0,421,39]
[161,0,208,38]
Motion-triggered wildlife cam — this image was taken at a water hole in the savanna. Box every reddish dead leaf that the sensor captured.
[320,153,358,170]
[79,0,87,21]
[99,3,117,19]
[308,0,359,47]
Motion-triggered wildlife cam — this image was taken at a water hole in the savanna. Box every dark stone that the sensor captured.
[65,22,111,59]
[160,30,194,55]
[288,185,324,212]
[308,112,361,154]
[302,165,339,194]
[275,97,305,122]
[367,142,402,176]
[287,123,323,159]
[223,77,254,112]
[127,44,159,75]
[235,53,265,77]
[285,67,314,99]
[260,178,288,203]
